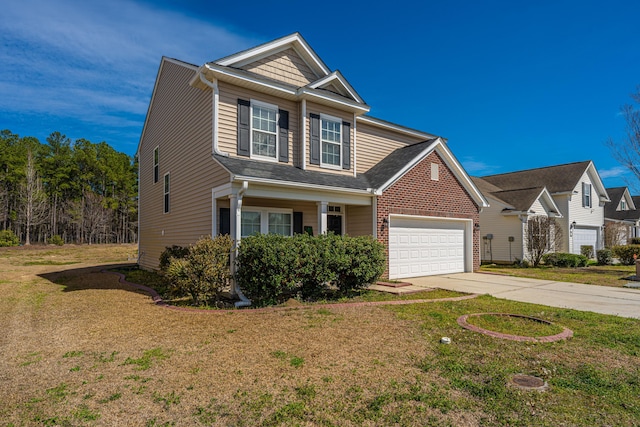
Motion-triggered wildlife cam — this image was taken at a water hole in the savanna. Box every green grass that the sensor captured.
[481,264,635,287]
[122,348,171,370]
[465,313,565,337]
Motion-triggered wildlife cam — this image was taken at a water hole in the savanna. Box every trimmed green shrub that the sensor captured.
[611,245,640,265]
[630,237,640,245]
[48,235,64,246]
[236,233,386,307]
[0,230,20,247]
[165,235,233,305]
[596,249,612,266]
[580,245,594,259]
[159,245,189,271]
[542,252,588,267]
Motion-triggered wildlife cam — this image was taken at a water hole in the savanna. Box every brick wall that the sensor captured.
[377,151,481,276]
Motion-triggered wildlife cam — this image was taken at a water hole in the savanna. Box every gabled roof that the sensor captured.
[605,187,639,221]
[214,32,330,78]
[212,138,488,208]
[473,177,561,216]
[481,160,609,202]
[306,70,365,104]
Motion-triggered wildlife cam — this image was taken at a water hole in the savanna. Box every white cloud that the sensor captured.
[0,0,258,150]
[461,157,498,175]
[599,166,628,179]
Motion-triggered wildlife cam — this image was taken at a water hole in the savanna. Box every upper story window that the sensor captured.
[321,114,342,168]
[153,146,159,183]
[582,182,592,208]
[163,173,170,214]
[621,200,627,210]
[251,100,278,160]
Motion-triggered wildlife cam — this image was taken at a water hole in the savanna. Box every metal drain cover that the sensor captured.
[510,374,548,391]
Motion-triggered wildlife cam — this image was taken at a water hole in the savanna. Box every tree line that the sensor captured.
[0,129,137,245]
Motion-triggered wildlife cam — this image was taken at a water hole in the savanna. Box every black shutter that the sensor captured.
[310,113,320,165]
[237,99,250,157]
[342,121,351,170]
[278,109,289,163]
[219,208,230,235]
[293,212,303,234]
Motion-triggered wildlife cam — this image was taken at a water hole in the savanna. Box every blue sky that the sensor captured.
[1,0,639,189]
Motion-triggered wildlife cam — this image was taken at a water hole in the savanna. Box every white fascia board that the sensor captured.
[623,187,636,210]
[242,183,372,206]
[297,88,370,113]
[308,71,365,104]
[138,58,199,157]
[433,141,490,208]
[231,174,373,197]
[374,139,440,195]
[536,187,563,217]
[586,161,611,202]
[357,116,437,140]
[215,33,330,77]
[204,64,298,97]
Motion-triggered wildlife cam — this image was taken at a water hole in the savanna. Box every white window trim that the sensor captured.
[241,206,293,237]
[319,113,342,170]
[250,99,279,162]
[583,182,592,208]
[163,172,170,214]
[153,146,159,184]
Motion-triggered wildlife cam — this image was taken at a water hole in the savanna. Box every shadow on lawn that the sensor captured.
[38,263,144,294]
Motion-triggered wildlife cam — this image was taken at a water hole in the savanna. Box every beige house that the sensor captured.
[138,33,488,285]
[474,161,609,263]
[604,187,640,246]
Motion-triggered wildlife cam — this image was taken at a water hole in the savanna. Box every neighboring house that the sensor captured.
[604,187,640,245]
[137,33,488,283]
[473,161,609,263]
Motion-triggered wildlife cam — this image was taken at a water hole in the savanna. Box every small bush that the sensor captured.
[0,230,20,247]
[611,245,640,265]
[630,237,640,245]
[580,245,594,259]
[165,235,233,305]
[48,235,64,246]
[542,252,588,267]
[596,249,612,266]
[333,235,386,294]
[159,245,189,271]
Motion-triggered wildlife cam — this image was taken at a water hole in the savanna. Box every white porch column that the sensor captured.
[228,190,244,297]
[317,201,328,235]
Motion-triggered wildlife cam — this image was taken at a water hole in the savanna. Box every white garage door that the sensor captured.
[572,227,597,255]
[389,217,467,279]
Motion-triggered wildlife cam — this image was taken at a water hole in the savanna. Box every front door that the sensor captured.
[328,214,342,235]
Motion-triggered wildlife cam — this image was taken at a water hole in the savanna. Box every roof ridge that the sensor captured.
[481,160,591,179]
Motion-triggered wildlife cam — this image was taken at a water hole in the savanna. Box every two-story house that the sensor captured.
[473,161,609,263]
[604,187,640,245]
[137,33,488,286]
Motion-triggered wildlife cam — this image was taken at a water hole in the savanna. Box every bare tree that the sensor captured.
[525,215,563,267]
[604,222,629,247]
[19,150,49,245]
[608,87,640,191]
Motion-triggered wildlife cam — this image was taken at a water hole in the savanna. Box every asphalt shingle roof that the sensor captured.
[480,161,591,194]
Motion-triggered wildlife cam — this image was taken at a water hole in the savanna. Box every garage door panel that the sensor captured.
[389,218,467,279]
[572,228,597,255]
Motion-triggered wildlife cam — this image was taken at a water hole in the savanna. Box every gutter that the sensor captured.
[198,72,228,157]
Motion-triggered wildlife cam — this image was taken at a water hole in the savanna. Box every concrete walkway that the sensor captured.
[409,273,640,319]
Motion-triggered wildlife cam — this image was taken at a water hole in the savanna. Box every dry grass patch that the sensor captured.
[1,244,639,426]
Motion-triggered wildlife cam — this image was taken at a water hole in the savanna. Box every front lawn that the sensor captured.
[2,244,640,425]
[480,264,636,287]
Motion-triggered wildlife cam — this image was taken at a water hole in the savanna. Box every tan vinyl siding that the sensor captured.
[356,122,425,174]
[218,81,298,166]
[240,48,318,86]
[305,101,354,176]
[139,59,230,270]
[346,205,373,236]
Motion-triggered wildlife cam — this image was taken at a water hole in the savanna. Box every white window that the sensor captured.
[431,163,439,181]
[251,100,278,160]
[241,207,292,238]
[320,114,341,168]
[163,173,170,214]
[582,182,592,208]
[621,200,627,210]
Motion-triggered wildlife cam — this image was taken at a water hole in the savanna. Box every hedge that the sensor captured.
[236,233,386,307]
[596,249,612,266]
[611,245,640,265]
[542,252,588,267]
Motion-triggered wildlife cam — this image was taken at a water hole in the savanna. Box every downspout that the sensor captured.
[301,99,307,170]
[233,181,251,308]
[198,72,228,157]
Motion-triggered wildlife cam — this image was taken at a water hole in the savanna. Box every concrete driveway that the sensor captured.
[410,273,640,319]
